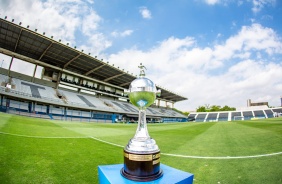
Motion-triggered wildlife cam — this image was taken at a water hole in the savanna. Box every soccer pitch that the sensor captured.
[0,113,281,184]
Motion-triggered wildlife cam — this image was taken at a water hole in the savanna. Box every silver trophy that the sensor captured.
[121,63,163,181]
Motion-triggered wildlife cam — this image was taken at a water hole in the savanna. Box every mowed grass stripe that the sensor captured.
[0,134,123,184]
[0,113,282,184]
[1,130,282,159]
[169,121,282,156]
[0,113,85,138]
[151,122,216,154]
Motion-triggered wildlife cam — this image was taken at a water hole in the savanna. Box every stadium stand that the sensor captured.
[195,114,207,122]
[231,112,242,120]
[0,74,8,84]
[272,108,282,113]
[264,109,274,118]
[187,105,282,122]
[253,110,266,118]
[242,111,254,120]
[187,113,196,121]
[206,113,218,122]
[218,112,229,121]
[0,73,186,122]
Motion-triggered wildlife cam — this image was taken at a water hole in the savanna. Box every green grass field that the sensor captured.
[0,112,282,184]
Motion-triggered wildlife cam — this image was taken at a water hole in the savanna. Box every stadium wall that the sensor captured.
[188,107,282,122]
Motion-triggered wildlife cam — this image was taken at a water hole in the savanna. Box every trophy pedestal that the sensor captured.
[121,150,163,181]
[98,163,194,184]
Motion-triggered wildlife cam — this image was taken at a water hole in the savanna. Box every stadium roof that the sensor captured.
[0,18,187,102]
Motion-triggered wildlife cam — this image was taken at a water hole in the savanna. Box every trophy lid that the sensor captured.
[125,63,161,109]
[127,63,158,93]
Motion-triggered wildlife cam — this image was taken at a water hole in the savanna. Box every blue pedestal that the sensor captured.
[98,164,193,184]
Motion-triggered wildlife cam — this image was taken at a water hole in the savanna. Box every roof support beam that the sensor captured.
[0,47,125,90]
[120,81,131,87]
[38,42,53,61]
[104,73,125,82]
[84,64,106,76]
[163,95,176,98]
[14,28,23,52]
[63,53,81,69]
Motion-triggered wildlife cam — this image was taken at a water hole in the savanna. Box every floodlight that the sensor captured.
[12,19,14,22]
[19,22,22,25]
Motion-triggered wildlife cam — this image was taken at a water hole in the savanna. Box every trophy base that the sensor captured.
[121,150,163,181]
[121,167,163,182]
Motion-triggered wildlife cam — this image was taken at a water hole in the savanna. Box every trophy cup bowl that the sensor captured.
[121,75,163,181]
[129,78,157,109]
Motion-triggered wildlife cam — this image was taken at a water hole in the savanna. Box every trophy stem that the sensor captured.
[134,109,150,140]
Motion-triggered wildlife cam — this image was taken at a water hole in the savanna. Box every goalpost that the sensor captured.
[234,116,244,121]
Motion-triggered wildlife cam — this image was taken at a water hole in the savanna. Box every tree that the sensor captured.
[196,106,207,112]
[196,105,236,112]
[210,105,221,112]
[220,105,235,111]
[172,108,189,116]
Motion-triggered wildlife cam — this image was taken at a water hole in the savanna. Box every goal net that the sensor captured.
[233,116,244,121]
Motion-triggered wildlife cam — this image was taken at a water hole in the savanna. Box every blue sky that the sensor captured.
[0,0,282,111]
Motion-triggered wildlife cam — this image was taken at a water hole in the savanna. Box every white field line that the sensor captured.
[161,152,282,159]
[89,136,124,148]
[1,131,282,159]
[0,131,87,139]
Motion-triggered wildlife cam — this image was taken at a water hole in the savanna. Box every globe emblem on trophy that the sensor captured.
[121,63,163,181]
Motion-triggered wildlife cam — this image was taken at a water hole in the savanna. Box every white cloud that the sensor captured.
[0,0,110,55]
[205,0,220,5]
[203,0,276,13]
[107,23,282,111]
[80,33,112,56]
[0,54,12,69]
[212,23,282,62]
[139,7,152,19]
[252,0,276,13]
[237,1,244,6]
[81,9,102,36]
[121,30,133,37]
[111,30,133,37]
[10,58,36,76]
